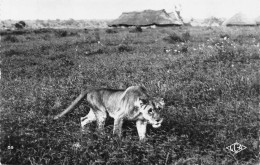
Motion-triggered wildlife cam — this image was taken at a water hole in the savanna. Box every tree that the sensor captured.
[18,21,26,27]
[15,21,26,29]
[203,17,224,26]
[15,23,24,29]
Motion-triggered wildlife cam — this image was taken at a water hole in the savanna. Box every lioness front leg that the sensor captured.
[96,111,107,132]
[136,120,147,141]
[113,118,123,138]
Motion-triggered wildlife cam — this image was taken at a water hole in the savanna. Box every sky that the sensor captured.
[1,0,260,20]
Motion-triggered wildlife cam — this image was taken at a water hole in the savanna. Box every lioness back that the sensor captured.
[87,88,125,116]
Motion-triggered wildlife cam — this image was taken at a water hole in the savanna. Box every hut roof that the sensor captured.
[222,12,256,26]
[109,9,182,26]
[255,16,260,25]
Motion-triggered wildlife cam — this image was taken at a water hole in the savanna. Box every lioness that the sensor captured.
[54,86,164,140]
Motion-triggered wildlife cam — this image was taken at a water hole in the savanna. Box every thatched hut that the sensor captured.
[255,16,260,25]
[108,9,183,27]
[222,12,256,26]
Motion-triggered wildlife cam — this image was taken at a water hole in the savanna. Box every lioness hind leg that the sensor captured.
[81,109,96,130]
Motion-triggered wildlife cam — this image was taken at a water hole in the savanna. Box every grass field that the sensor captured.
[1,26,259,164]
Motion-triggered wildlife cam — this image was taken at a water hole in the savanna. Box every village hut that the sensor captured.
[222,12,256,26]
[255,16,260,25]
[108,9,182,27]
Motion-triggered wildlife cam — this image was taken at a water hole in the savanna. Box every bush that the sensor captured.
[15,23,23,29]
[0,30,28,36]
[180,45,188,53]
[84,28,89,33]
[55,30,68,37]
[163,32,184,44]
[220,34,230,39]
[68,31,79,37]
[18,21,26,27]
[135,26,142,32]
[15,21,26,29]
[118,44,132,52]
[182,32,191,42]
[129,26,142,33]
[85,49,104,56]
[33,28,54,34]
[3,35,19,42]
[105,29,118,34]
[4,49,23,57]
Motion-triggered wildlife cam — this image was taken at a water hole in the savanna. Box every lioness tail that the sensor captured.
[53,91,88,120]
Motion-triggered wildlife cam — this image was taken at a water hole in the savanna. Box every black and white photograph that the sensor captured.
[0,0,259,164]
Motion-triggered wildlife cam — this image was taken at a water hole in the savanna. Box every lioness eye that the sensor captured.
[148,109,153,113]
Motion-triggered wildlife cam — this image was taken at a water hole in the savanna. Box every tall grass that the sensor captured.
[1,27,259,164]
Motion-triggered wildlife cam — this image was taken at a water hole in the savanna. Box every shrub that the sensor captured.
[94,31,101,41]
[118,44,132,52]
[42,34,52,40]
[182,32,191,42]
[15,23,24,29]
[14,21,26,29]
[180,45,188,53]
[68,31,78,36]
[85,49,104,56]
[135,26,142,32]
[4,49,22,57]
[3,35,19,42]
[0,30,29,36]
[163,32,184,44]
[33,28,54,34]
[84,28,89,33]
[220,34,230,39]
[18,21,26,27]
[129,26,142,33]
[105,29,118,34]
[55,30,68,37]
[213,43,236,63]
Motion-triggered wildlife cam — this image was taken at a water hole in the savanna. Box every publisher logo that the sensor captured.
[226,142,247,154]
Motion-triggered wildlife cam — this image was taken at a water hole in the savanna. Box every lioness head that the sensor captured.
[136,98,164,128]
